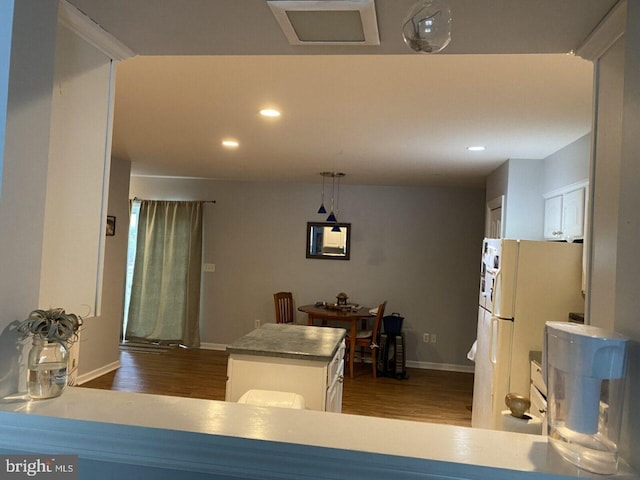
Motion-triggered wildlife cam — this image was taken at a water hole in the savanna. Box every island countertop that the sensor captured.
[226,323,346,361]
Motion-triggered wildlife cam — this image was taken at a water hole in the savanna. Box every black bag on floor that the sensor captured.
[382,313,404,336]
[377,331,407,379]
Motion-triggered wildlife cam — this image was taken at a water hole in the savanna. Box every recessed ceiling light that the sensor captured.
[260,109,281,117]
[222,140,239,148]
[467,146,486,151]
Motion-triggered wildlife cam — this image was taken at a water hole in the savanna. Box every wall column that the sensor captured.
[586,0,640,469]
[0,0,58,397]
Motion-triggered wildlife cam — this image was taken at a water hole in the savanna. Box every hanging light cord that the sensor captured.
[330,175,336,214]
[335,175,341,216]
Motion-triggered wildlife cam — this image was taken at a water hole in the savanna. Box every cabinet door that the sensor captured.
[530,384,548,434]
[530,360,546,396]
[543,195,563,239]
[325,358,344,413]
[562,188,585,239]
[325,341,345,412]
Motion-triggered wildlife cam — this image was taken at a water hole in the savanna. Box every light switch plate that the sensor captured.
[203,263,216,272]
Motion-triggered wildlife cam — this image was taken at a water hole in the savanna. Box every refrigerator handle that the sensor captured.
[489,268,502,315]
[489,317,499,365]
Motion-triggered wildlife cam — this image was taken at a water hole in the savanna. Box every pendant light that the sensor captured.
[402,0,452,54]
[317,172,328,214]
[317,172,345,225]
[331,173,343,232]
[326,172,338,223]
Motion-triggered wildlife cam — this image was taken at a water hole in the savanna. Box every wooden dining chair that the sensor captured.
[345,301,386,378]
[273,292,295,324]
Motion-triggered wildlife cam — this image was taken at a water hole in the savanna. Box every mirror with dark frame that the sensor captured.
[306,222,351,260]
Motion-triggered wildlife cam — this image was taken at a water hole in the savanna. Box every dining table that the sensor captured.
[298,304,373,378]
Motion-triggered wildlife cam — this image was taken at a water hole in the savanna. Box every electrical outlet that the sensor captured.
[254,319,261,329]
[423,333,430,343]
[430,334,437,344]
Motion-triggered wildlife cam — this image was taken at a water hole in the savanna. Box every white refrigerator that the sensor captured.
[471,238,584,430]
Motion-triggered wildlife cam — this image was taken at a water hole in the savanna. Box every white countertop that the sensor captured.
[0,387,636,479]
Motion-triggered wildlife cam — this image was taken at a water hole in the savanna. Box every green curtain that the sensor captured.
[126,200,203,347]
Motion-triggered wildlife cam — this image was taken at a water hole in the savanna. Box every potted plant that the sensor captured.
[17,308,83,399]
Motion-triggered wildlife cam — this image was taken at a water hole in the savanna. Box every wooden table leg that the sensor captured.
[349,319,357,378]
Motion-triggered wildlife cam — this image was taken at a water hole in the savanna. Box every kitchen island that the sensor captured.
[225,323,346,411]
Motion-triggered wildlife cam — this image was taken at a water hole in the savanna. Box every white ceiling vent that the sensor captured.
[267,0,380,46]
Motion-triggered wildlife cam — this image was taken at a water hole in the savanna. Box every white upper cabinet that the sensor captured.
[543,182,588,241]
[543,195,563,239]
[561,188,586,238]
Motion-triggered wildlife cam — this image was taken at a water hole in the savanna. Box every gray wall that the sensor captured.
[485,135,590,241]
[78,157,131,379]
[505,159,544,240]
[130,176,486,369]
[485,160,508,206]
[543,134,590,193]
[485,158,544,240]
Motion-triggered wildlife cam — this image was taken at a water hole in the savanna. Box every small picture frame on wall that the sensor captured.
[106,216,116,236]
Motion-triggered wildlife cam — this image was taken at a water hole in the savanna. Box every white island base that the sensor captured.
[225,324,346,412]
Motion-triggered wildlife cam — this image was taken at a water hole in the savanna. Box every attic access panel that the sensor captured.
[267,0,380,46]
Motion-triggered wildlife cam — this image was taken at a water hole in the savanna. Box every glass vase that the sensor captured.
[27,336,68,399]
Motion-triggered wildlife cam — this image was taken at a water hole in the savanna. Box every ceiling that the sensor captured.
[67,0,617,187]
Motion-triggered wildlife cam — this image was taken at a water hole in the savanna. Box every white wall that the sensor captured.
[0,0,58,398]
[0,1,126,396]
[588,3,640,468]
[130,176,486,369]
[39,20,113,318]
[589,38,624,332]
[615,5,640,466]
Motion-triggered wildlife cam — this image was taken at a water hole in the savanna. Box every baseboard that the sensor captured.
[199,342,473,373]
[406,360,474,373]
[76,361,121,385]
[199,342,228,351]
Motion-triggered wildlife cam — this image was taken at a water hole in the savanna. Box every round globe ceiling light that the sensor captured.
[402,0,452,54]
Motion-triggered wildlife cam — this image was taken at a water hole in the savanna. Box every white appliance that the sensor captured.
[471,238,584,430]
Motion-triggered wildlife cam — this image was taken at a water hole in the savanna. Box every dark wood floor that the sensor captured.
[81,347,474,427]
